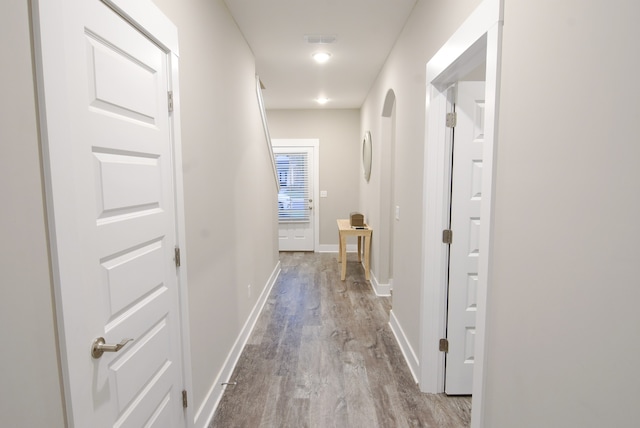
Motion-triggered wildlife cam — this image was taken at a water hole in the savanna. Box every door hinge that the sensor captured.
[168,91,174,113]
[182,389,188,408]
[439,338,449,353]
[174,246,181,267]
[446,112,457,128]
[442,229,453,244]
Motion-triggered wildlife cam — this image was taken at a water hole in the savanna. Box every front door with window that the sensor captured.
[273,141,317,251]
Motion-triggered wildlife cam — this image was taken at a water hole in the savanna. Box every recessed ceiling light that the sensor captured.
[312,52,331,64]
[315,97,329,105]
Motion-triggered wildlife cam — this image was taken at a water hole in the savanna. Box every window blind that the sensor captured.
[276,152,309,223]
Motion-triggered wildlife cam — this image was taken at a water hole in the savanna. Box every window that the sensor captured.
[276,152,309,222]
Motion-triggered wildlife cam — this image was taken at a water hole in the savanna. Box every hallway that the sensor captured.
[210,252,471,427]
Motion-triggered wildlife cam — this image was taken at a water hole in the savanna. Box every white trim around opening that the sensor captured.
[419,1,503,427]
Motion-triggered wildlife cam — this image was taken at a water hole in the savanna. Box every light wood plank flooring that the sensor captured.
[210,252,471,427]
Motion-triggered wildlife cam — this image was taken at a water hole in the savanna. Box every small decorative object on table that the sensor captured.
[350,212,365,227]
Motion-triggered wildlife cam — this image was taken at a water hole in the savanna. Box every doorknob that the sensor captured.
[91,337,133,359]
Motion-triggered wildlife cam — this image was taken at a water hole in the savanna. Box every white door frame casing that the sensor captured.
[32,0,193,425]
[272,139,320,252]
[419,1,503,427]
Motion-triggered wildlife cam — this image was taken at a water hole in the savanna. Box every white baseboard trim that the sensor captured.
[389,309,420,385]
[194,261,281,428]
[369,270,392,296]
[317,244,357,253]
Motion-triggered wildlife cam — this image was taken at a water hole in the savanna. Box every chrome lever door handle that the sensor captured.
[91,337,133,359]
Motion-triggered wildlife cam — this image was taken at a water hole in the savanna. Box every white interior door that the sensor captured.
[274,143,316,251]
[34,0,186,426]
[445,81,486,395]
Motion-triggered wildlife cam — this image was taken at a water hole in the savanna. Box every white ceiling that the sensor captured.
[223,0,417,110]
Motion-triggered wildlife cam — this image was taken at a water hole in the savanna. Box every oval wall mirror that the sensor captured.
[362,131,372,182]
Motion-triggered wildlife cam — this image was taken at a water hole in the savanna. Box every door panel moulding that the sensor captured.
[420,1,503,427]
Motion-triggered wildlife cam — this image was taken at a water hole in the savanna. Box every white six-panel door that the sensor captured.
[34,0,186,426]
[445,81,485,394]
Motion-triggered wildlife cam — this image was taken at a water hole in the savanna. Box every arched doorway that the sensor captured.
[378,89,397,289]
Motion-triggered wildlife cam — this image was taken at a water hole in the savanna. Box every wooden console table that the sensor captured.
[337,219,372,281]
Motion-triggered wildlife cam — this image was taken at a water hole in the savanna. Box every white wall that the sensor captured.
[153,0,280,419]
[0,1,67,426]
[483,1,640,426]
[360,0,483,356]
[267,109,360,247]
